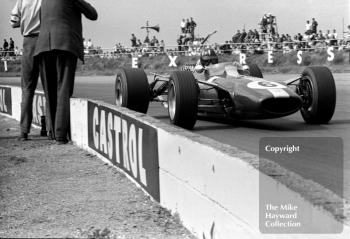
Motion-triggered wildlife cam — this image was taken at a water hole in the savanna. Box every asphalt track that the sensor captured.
[1,72,349,201]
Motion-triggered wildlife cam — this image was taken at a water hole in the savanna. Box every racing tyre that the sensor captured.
[115,68,150,114]
[168,71,198,129]
[248,64,263,78]
[298,66,336,124]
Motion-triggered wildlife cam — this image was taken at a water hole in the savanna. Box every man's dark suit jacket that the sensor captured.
[34,0,97,61]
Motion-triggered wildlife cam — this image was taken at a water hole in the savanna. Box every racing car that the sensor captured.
[114,62,336,130]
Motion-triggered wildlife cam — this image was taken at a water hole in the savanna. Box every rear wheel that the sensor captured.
[298,66,336,124]
[248,64,263,78]
[115,68,150,114]
[168,71,198,129]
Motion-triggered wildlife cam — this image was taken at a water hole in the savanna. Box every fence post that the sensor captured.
[4,60,8,72]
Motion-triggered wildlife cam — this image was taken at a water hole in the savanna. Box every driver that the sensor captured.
[194,49,250,77]
[199,48,218,66]
[194,48,218,73]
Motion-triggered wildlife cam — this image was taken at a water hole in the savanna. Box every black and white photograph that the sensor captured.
[0,0,349,238]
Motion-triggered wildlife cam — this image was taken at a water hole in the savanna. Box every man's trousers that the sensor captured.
[38,50,77,141]
[20,35,39,134]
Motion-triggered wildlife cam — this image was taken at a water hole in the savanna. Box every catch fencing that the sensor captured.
[1,38,349,60]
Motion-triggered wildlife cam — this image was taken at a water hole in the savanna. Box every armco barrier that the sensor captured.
[1,84,350,238]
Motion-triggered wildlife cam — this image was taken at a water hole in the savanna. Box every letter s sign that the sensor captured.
[327,46,334,62]
[297,50,303,65]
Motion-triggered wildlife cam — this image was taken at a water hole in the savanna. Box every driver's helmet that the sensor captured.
[200,49,218,66]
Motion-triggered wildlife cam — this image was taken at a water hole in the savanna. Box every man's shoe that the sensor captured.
[56,138,68,145]
[47,131,54,140]
[17,133,28,141]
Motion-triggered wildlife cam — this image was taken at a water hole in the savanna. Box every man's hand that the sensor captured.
[10,14,20,28]
[74,0,98,21]
[194,64,205,73]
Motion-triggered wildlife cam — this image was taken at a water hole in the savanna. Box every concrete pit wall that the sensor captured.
[1,84,349,239]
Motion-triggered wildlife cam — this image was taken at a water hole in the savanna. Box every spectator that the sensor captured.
[219,41,232,54]
[180,19,186,33]
[83,38,89,54]
[232,30,241,43]
[260,14,268,34]
[184,31,192,45]
[9,38,15,56]
[150,36,158,47]
[3,39,9,56]
[318,30,325,40]
[10,0,41,141]
[185,19,190,33]
[14,46,19,56]
[87,38,93,49]
[130,33,137,47]
[281,34,287,42]
[144,35,150,44]
[239,29,247,43]
[297,33,304,41]
[189,17,197,40]
[305,20,312,35]
[159,40,165,52]
[34,0,98,144]
[177,36,183,53]
[332,29,338,39]
[311,18,318,34]
[113,43,118,53]
[254,29,260,41]
[266,13,276,35]
[344,25,350,43]
[137,39,142,47]
[83,38,88,48]
[330,29,338,46]
[247,30,254,42]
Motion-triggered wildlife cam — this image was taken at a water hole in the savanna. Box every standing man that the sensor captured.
[232,30,241,43]
[130,34,137,47]
[180,19,186,33]
[344,25,350,44]
[189,17,197,41]
[9,38,15,56]
[3,39,9,56]
[185,19,190,33]
[240,29,247,43]
[305,20,312,35]
[34,0,98,144]
[10,0,41,140]
[311,18,318,35]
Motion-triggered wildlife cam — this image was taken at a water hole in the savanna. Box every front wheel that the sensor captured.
[168,71,198,129]
[115,68,150,114]
[298,66,336,124]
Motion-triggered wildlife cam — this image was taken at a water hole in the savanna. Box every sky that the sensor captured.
[0,0,349,50]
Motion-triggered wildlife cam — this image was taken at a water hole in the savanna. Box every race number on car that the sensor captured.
[247,80,287,89]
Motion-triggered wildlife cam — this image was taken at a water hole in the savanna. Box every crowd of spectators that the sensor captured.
[3,16,350,60]
[123,33,166,56]
[221,17,350,55]
[260,13,277,35]
[1,37,20,58]
[176,17,200,52]
[177,17,197,52]
[130,33,163,49]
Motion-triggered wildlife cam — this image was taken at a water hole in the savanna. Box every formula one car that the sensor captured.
[114,62,336,129]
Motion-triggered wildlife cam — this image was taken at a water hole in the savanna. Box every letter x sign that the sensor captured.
[168,55,177,67]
